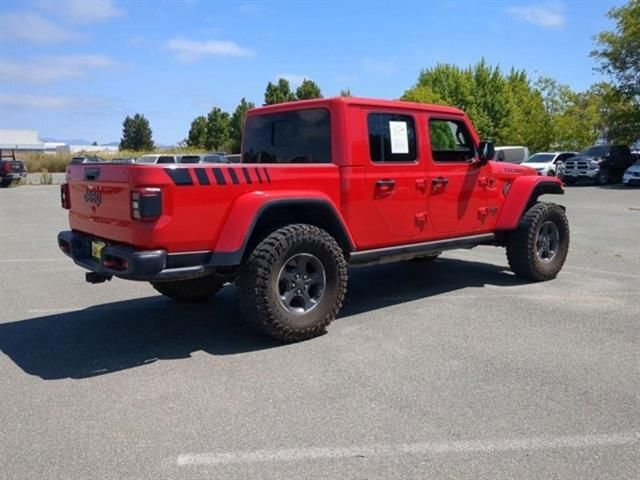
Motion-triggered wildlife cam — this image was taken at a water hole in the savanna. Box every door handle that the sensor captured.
[431,177,449,185]
[375,179,396,189]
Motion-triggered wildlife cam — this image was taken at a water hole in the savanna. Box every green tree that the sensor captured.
[264,78,296,105]
[229,98,255,153]
[591,0,640,144]
[119,113,153,151]
[295,79,322,100]
[186,115,208,148]
[339,88,352,97]
[205,107,230,151]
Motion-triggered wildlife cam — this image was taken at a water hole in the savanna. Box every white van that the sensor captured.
[495,146,530,164]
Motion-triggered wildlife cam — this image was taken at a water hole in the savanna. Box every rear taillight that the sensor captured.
[131,188,162,221]
[3,162,10,173]
[60,183,70,209]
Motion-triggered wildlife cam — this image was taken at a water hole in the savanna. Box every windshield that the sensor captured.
[136,155,157,164]
[581,146,610,157]
[524,153,555,164]
[242,108,331,164]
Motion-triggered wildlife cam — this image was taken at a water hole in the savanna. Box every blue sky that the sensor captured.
[0,0,624,145]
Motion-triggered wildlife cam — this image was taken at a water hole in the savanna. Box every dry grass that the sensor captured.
[19,147,210,173]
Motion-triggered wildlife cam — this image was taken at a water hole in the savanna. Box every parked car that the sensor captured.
[622,158,640,186]
[225,154,242,163]
[135,154,178,164]
[110,157,136,164]
[0,149,27,188]
[495,146,530,164]
[563,144,634,185]
[178,153,231,164]
[522,152,577,177]
[70,155,106,165]
[58,97,569,342]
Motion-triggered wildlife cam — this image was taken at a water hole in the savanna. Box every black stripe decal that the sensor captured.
[254,167,263,183]
[228,168,239,185]
[262,167,271,183]
[242,167,252,184]
[212,168,227,185]
[165,168,193,186]
[195,168,210,185]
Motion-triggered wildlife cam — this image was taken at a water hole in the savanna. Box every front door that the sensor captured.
[365,111,428,241]
[425,116,492,235]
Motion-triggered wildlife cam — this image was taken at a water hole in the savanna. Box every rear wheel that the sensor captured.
[151,274,224,302]
[506,202,569,281]
[238,224,347,342]
[0,178,12,188]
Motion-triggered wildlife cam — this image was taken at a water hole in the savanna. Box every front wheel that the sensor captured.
[595,169,610,185]
[506,202,569,281]
[151,274,224,302]
[238,224,348,342]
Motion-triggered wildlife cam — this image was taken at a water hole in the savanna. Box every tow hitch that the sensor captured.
[85,272,113,284]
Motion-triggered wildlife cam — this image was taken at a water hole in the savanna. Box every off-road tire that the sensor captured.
[0,178,12,188]
[596,169,610,185]
[238,224,348,342]
[506,202,569,281]
[151,274,224,302]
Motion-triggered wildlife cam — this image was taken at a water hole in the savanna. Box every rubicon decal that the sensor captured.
[84,187,102,207]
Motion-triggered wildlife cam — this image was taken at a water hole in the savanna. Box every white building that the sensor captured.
[0,129,45,152]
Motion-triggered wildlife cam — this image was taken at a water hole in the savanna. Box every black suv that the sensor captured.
[563,145,634,185]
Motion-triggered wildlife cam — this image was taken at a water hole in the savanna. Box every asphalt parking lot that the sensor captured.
[0,184,638,479]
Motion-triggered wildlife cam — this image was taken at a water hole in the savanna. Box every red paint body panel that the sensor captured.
[63,97,562,257]
[495,174,563,230]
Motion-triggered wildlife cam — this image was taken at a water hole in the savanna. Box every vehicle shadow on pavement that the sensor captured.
[0,258,525,380]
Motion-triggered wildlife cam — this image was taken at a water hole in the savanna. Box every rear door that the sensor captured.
[425,116,492,235]
[364,111,428,240]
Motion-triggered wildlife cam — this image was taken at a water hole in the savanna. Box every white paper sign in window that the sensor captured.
[389,121,409,154]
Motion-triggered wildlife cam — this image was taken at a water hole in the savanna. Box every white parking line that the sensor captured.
[176,432,638,466]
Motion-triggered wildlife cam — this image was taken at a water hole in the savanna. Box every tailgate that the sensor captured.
[67,163,137,244]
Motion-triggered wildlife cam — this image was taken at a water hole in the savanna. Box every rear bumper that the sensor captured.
[57,230,213,281]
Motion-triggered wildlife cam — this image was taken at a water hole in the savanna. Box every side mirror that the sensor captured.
[478,141,495,164]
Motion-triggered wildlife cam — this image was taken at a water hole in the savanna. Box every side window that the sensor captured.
[428,119,476,162]
[157,156,175,164]
[367,113,417,162]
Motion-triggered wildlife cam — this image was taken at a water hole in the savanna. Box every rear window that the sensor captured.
[242,108,331,164]
[368,113,417,162]
[180,155,200,164]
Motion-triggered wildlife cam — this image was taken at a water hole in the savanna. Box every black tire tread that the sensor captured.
[238,224,348,342]
[506,202,569,281]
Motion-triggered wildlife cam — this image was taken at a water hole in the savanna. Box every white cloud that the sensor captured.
[39,0,124,24]
[362,58,394,75]
[275,74,310,88]
[0,93,123,112]
[0,55,117,84]
[0,12,78,44]
[167,37,255,62]
[0,94,70,110]
[506,2,565,28]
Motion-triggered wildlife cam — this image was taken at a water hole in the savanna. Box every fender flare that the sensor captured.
[496,177,564,230]
[211,190,354,266]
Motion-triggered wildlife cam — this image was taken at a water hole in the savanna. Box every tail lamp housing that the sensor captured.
[60,183,70,209]
[131,188,162,221]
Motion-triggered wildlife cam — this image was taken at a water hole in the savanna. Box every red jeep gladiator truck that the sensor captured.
[58,97,569,341]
